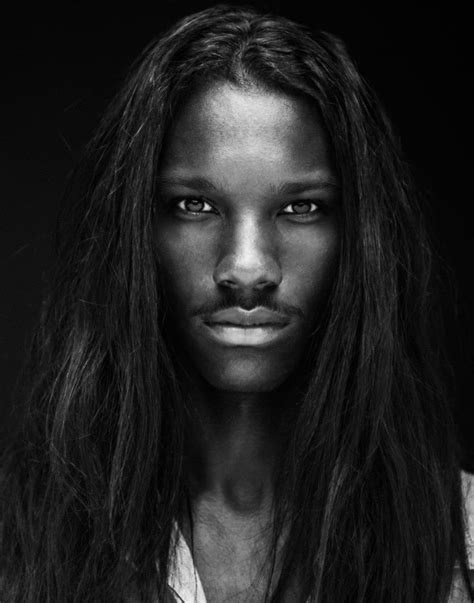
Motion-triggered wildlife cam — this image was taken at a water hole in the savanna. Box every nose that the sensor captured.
[213,215,282,292]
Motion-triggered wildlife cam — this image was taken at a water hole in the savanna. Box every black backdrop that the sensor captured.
[1,2,472,466]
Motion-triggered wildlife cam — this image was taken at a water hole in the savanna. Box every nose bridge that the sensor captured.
[214,212,282,291]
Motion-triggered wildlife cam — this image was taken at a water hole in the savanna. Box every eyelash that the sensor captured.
[173,196,326,219]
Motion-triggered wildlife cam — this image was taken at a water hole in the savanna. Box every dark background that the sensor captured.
[1,3,472,465]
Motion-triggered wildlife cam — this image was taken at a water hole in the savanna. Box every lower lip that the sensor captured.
[203,323,289,346]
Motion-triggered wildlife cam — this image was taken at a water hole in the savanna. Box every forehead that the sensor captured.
[160,81,333,175]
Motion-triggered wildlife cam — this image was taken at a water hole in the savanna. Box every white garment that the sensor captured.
[167,528,206,603]
[166,472,474,602]
[462,471,474,569]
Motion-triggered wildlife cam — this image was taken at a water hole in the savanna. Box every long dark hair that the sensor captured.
[1,5,471,601]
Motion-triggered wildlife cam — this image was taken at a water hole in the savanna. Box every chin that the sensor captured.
[198,357,295,393]
[208,377,281,393]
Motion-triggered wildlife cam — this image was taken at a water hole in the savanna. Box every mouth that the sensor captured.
[201,306,292,346]
[203,323,289,346]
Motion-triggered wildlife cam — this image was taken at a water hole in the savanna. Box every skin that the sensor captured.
[154,81,340,601]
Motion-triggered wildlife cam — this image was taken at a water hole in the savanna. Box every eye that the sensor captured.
[280,200,322,217]
[176,197,216,215]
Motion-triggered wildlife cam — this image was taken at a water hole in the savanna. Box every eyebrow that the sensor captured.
[156,175,221,194]
[273,179,340,195]
[156,174,340,195]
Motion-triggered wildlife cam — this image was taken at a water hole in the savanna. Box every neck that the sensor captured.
[184,381,298,516]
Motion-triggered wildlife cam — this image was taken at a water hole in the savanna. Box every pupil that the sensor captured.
[293,202,310,214]
[187,199,203,211]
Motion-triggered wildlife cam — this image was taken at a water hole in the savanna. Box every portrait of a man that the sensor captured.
[1,4,472,602]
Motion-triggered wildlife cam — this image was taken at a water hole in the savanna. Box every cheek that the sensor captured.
[282,226,339,309]
[154,224,216,305]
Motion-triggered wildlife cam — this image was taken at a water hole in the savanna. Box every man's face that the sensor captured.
[154,82,339,392]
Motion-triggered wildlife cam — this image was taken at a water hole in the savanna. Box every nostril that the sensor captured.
[255,280,278,291]
[215,269,282,291]
[220,279,239,289]
[217,279,278,295]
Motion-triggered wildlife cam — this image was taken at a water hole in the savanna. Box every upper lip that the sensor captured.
[203,307,291,327]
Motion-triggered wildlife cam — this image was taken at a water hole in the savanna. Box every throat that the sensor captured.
[221,474,270,514]
[183,386,297,512]
[178,382,301,601]
[183,497,277,603]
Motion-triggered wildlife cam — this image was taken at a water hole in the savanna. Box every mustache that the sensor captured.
[192,290,304,318]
